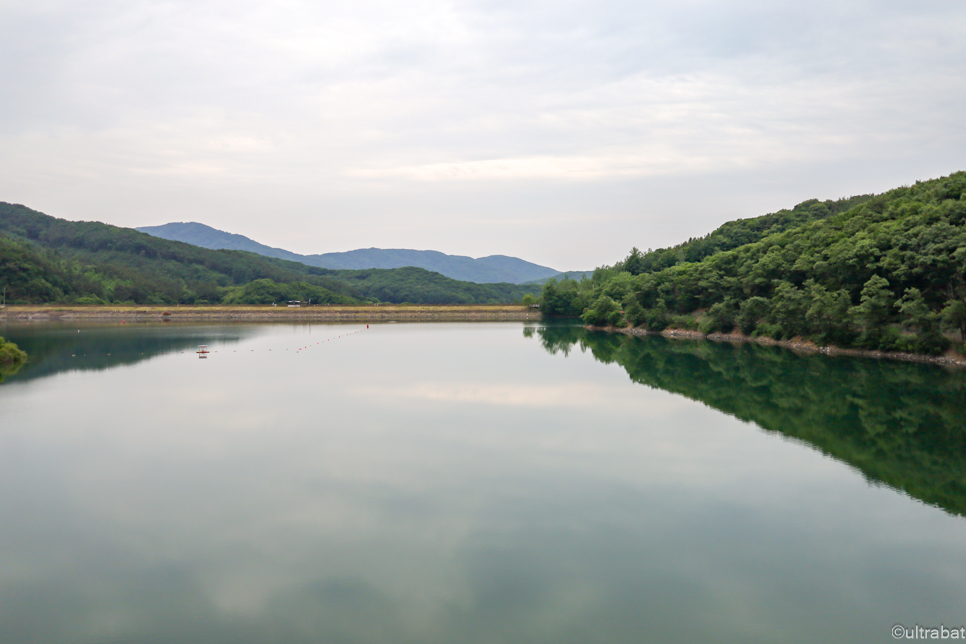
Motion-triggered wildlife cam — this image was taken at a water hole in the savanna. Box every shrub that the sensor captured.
[622,295,646,327]
[737,297,770,335]
[0,336,28,376]
[582,295,623,327]
[701,301,737,334]
[669,315,699,330]
[753,322,782,339]
[73,295,106,305]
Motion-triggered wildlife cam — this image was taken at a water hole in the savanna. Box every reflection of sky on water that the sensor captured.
[1,322,965,643]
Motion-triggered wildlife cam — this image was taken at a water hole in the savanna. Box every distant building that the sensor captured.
[287,301,301,308]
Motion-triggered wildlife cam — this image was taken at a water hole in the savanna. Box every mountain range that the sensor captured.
[0,202,543,306]
[136,222,573,284]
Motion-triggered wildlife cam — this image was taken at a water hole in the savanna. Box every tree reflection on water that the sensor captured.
[529,324,966,517]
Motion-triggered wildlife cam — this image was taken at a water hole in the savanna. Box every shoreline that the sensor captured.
[0,305,541,322]
[588,325,966,368]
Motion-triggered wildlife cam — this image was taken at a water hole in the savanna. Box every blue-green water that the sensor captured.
[0,321,964,643]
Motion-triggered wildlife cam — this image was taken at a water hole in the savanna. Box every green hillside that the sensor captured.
[0,202,360,304]
[0,203,539,305]
[542,171,966,355]
[329,266,540,304]
[612,193,874,276]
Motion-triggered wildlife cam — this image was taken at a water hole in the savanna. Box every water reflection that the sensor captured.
[529,325,966,516]
[1,322,965,643]
[0,357,22,383]
[0,322,254,384]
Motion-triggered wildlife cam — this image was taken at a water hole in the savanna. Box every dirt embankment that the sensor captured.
[0,305,541,322]
[586,325,966,367]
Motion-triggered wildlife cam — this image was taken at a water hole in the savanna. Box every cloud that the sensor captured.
[348,380,691,416]
[0,0,964,266]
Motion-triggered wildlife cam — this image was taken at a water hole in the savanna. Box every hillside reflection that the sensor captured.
[528,325,966,517]
[0,322,252,383]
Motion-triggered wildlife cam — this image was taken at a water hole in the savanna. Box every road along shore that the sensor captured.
[0,305,541,322]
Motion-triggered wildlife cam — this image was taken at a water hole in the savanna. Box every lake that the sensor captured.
[1,320,965,643]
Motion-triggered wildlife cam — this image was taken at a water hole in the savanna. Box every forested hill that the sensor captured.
[542,171,966,356]
[0,203,539,305]
[614,193,874,275]
[138,221,562,284]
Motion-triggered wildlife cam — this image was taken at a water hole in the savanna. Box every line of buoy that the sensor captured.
[186,325,370,359]
[295,326,366,354]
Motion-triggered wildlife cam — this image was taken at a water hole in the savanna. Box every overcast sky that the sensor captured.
[1,0,964,269]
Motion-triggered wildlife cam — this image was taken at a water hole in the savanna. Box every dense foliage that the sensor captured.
[221,279,359,306]
[327,266,540,304]
[612,193,873,276]
[530,325,966,516]
[0,203,538,305]
[541,172,966,355]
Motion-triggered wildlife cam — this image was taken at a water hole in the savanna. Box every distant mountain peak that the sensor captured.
[137,222,567,284]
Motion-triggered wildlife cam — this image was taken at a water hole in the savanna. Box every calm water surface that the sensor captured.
[1,321,965,644]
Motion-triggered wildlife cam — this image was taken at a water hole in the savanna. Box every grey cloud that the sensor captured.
[0,0,963,268]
